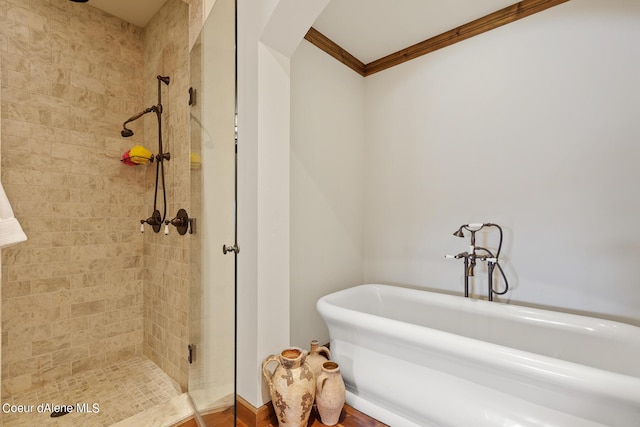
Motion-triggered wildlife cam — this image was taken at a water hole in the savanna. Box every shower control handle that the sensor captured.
[140,210,162,234]
[223,244,240,255]
[164,209,190,235]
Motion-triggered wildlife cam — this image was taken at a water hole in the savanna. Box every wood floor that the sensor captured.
[235,404,388,427]
[179,402,388,427]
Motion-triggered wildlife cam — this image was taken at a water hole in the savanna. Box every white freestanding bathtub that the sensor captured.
[316,284,640,427]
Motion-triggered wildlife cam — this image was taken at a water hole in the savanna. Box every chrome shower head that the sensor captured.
[121,127,134,138]
[453,227,465,238]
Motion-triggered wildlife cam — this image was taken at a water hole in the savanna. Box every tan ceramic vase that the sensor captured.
[262,348,315,427]
[315,361,346,426]
[306,340,331,380]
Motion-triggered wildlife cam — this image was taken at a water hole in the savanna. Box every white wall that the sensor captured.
[363,0,640,324]
[236,0,329,407]
[237,0,283,408]
[243,0,640,410]
[290,40,365,348]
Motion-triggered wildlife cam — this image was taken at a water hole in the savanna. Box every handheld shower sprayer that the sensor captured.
[446,222,509,300]
[452,223,484,277]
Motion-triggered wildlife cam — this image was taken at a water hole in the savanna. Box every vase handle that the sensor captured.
[317,345,330,360]
[316,373,328,397]
[262,354,280,388]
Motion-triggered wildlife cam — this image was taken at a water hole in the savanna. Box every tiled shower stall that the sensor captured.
[1,0,196,403]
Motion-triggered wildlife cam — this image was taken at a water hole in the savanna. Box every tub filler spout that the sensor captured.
[446,222,508,300]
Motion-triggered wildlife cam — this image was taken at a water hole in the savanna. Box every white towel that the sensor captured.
[0,182,27,249]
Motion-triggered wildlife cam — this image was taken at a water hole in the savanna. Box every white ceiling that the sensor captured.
[87,0,519,63]
[312,0,518,64]
[86,0,170,28]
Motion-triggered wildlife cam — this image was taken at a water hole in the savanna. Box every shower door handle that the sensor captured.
[188,344,194,364]
[223,244,240,255]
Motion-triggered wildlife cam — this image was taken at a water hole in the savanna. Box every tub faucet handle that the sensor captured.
[445,252,469,261]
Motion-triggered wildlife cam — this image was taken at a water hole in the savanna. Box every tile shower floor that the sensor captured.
[1,356,182,427]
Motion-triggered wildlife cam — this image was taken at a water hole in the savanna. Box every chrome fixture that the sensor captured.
[445,223,509,301]
[121,76,171,233]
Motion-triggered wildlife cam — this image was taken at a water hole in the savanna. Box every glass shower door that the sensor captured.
[188,0,236,424]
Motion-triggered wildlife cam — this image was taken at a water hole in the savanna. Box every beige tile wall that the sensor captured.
[0,0,193,396]
[184,0,204,51]
[141,0,191,391]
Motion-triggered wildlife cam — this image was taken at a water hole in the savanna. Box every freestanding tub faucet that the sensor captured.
[445,223,509,301]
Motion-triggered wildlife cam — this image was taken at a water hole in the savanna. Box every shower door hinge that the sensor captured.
[188,344,195,364]
[188,87,197,106]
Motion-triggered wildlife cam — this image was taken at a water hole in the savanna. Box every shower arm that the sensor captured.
[121,106,160,136]
[123,105,159,126]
